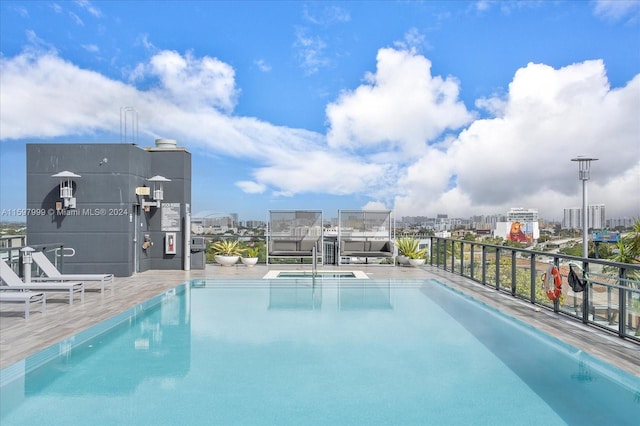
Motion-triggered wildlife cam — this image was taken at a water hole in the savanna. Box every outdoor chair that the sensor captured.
[31,251,114,293]
[0,290,46,319]
[1,260,84,305]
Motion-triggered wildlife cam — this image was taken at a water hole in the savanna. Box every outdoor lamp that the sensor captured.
[141,175,171,210]
[571,156,598,258]
[52,171,81,210]
[21,246,35,283]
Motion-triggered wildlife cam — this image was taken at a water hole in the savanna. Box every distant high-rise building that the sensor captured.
[588,204,605,230]
[562,204,605,230]
[606,217,634,229]
[563,208,581,230]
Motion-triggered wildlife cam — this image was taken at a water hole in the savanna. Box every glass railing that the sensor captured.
[428,237,640,342]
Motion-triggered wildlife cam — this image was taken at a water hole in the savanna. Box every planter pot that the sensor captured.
[408,258,426,267]
[397,255,410,265]
[214,255,239,267]
[241,257,258,267]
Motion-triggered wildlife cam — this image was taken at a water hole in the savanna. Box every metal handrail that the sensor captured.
[427,237,640,342]
[0,243,66,275]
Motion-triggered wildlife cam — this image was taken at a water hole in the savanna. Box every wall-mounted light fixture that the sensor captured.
[51,171,81,210]
[139,175,171,211]
[21,246,35,283]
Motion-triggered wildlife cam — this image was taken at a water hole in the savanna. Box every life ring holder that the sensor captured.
[542,265,562,301]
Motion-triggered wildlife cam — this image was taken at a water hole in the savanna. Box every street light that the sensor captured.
[571,156,598,258]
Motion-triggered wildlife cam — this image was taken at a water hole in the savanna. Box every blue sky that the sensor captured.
[1,0,639,223]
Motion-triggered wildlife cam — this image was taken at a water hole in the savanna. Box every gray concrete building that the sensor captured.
[26,139,191,277]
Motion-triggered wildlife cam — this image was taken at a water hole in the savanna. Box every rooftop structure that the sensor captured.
[26,140,191,277]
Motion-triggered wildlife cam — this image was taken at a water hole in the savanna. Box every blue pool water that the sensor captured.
[1,279,639,425]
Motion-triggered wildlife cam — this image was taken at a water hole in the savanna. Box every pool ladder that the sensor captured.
[312,242,318,278]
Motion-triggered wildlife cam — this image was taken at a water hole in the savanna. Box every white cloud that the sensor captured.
[302,4,351,25]
[235,181,266,194]
[294,27,329,75]
[14,5,29,17]
[394,60,640,219]
[75,0,102,18]
[253,150,395,197]
[393,28,430,52]
[68,12,84,26]
[254,59,271,72]
[594,0,640,22]
[0,50,131,139]
[82,44,99,53]
[1,48,638,220]
[135,33,156,51]
[326,48,474,157]
[144,50,239,112]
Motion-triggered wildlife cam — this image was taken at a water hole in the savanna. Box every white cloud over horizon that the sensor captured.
[1,45,638,220]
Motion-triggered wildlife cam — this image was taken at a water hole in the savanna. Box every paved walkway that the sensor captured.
[1,264,639,378]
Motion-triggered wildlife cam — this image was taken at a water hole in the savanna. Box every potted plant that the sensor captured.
[396,236,427,267]
[211,239,244,266]
[396,236,417,265]
[241,246,260,267]
[407,247,427,267]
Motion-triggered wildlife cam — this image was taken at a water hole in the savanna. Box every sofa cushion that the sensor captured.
[369,241,391,252]
[342,240,366,253]
[271,241,298,252]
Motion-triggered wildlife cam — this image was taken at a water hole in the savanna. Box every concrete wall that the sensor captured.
[26,143,191,277]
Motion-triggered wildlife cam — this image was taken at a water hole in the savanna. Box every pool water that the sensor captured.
[1,279,638,425]
[262,270,368,279]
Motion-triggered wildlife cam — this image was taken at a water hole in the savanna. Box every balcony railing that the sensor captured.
[0,243,66,277]
[428,237,640,342]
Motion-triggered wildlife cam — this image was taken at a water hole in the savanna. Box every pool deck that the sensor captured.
[1,264,639,377]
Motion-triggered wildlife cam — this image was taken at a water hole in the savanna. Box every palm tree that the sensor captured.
[611,218,640,265]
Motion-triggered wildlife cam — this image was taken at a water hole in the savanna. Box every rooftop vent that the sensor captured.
[155,138,177,149]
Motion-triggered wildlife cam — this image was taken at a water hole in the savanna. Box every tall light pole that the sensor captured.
[571,156,598,258]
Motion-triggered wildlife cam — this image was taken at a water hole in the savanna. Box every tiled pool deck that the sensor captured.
[1,264,638,377]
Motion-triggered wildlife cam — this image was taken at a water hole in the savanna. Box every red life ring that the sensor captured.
[542,265,562,301]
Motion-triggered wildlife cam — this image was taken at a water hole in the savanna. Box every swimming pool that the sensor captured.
[1,279,638,425]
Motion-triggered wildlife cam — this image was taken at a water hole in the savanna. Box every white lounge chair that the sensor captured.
[0,290,46,319]
[1,260,84,305]
[31,251,114,294]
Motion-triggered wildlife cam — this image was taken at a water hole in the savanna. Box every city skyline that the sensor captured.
[1,1,639,222]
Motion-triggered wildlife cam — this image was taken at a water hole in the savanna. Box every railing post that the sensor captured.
[470,243,475,280]
[495,247,501,290]
[553,258,560,313]
[460,241,464,277]
[511,250,517,296]
[481,245,487,285]
[443,239,447,271]
[450,240,454,274]
[582,261,590,324]
[619,267,627,338]
[530,254,537,304]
